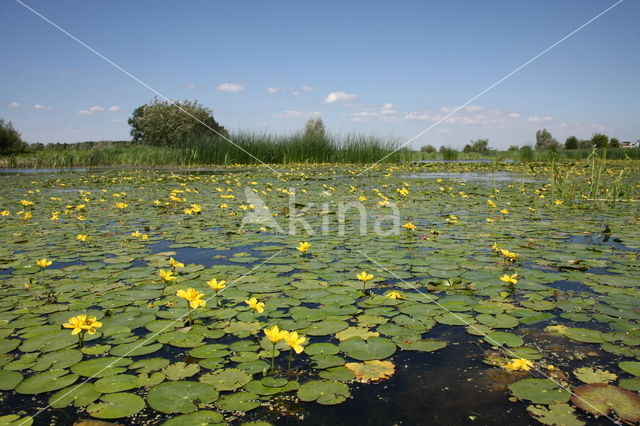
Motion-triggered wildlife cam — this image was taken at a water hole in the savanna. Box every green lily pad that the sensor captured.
[215,391,260,412]
[563,327,605,344]
[509,379,571,404]
[32,349,83,372]
[86,392,146,419]
[527,403,585,426]
[297,380,350,405]
[0,370,23,390]
[199,368,252,391]
[305,343,339,356]
[163,362,200,381]
[147,381,219,414]
[49,382,101,408]
[71,357,133,378]
[15,370,79,394]
[304,320,349,336]
[573,367,617,384]
[619,361,640,377]
[339,337,396,361]
[162,411,224,426]
[94,372,164,393]
[484,331,524,348]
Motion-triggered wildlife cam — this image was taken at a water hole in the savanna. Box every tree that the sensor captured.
[0,118,27,153]
[463,138,490,153]
[535,129,559,150]
[564,136,579,150]
[303,117,326,140]
[591,133,608,148]
[128,99,226,146]
[420,144,436,153]
[609,137,620,148]
[507,145,519,151]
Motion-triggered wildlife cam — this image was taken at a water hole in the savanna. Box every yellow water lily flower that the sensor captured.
[500,209,509,215]
[159,269,177,282]
[63,314,102,335]
[554,199,564,205]
[402,222,416,231]
[500,249,519,261]
[169,257,185,268]
[131,230,143,238]
[487,199,497,208]
[76,234,89,242]
[0,210,10,216]
[283,331,307,354]
[36,258,52,269]
[296,242,311,253]
[115,202,128,209]
[356,271,374,282]
[207,278,226,292]
[264,325,286,344]
[500,274,518,285]
[245,297,265,313]
[503,358,533,372]
[386,291,403,299]
[176,287,206,309]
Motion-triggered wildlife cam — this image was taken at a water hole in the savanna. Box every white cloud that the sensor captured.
[404,112,431,121]
[33,103,53,110]
[302,85,315,91]
[8,102,20,108]
[465,105,484,112]
[266,87,279,94]
[508,113,521,118]
[325,91,358,104]
[108,105,121,112]
[273,110,320,119]
[218,83,244,92]
[292,91,300,96]
[77,106,105,115]
[528,115,553,123]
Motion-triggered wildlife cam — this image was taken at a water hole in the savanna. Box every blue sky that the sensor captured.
[1,0,638,149]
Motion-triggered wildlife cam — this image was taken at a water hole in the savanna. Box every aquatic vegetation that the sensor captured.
[0,162,638,424]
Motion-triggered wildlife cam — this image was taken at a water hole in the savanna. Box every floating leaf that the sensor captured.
[162,411,224,426]
[71,357,132,378]
[0,370,23,390]
[484,331,524,348]
[527,403,585,426]
[199,368,252,391]
[297,380,350,405]
[147,381,219,414]
[163,362,200,381]
[15,370,79,394]
[573,367,617,384]
[619,361,640,377]
[509,379,571,404]
[86,392,146,419]
[49,382,101,408]
[215,391,260,412]
[571,383,640,423]
[345,360,395,383]
[339,337,396,361]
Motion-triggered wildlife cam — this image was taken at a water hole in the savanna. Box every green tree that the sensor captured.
[564,136,579,149]
[535,129,559,150]
[591,133,608,148]
[507,145,519,151]
[303,117,326,140]
[420,144,436,153]
[609,137,620,148]
[128,99,226,146]
[0,118,27,153]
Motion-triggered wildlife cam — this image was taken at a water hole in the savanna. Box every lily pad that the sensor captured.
[297,380,350,405]
[339,337,396,361]
[163,362,200,381]
[0,370,23,390]
[215,391,260,412]
[345,360,395,383]
[571,383,640,422]
[49,382,101,408]
[509,379,571,404]
[484,331,524,348]
[15,370,79,394]
[147,381,219,414]
[199,368,252,391]
[86,392,146,419]
[162,411,224,426]
[573,367,617,384]
[527,403,585,426]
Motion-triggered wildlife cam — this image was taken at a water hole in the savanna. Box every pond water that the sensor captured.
[0,164,639,425]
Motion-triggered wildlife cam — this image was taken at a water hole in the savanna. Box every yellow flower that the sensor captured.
[131,230,142,238]
[21,212,32,221]
[500,249,519,261]
[487,199,497,208]
[486,218,495,223]
[20,200,34,206]
[76,234,89,242]
[491,242,500,253]
[402,222,416,231]
[245,297,265,313]
[296,242,311,253]
[386,291,403,299]
[115,202,128,209]
[264,325,286,344]
[358,196,367,201]
[159,269,177,282]
[356,271,374,282]
[283,331,307,354]
[0,210,9,216]
[207,278,226,291]
[503,358,533,372]
[396,187,409,197]
[554,199,564,205]
[500,209,509,215]
[63,314,102,335]
[500,274,518,285]
[36,258,52,269]
[169,257,185,268]
[176,288,206,309]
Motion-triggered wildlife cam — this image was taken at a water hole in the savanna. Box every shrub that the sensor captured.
[0,118,27,153]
